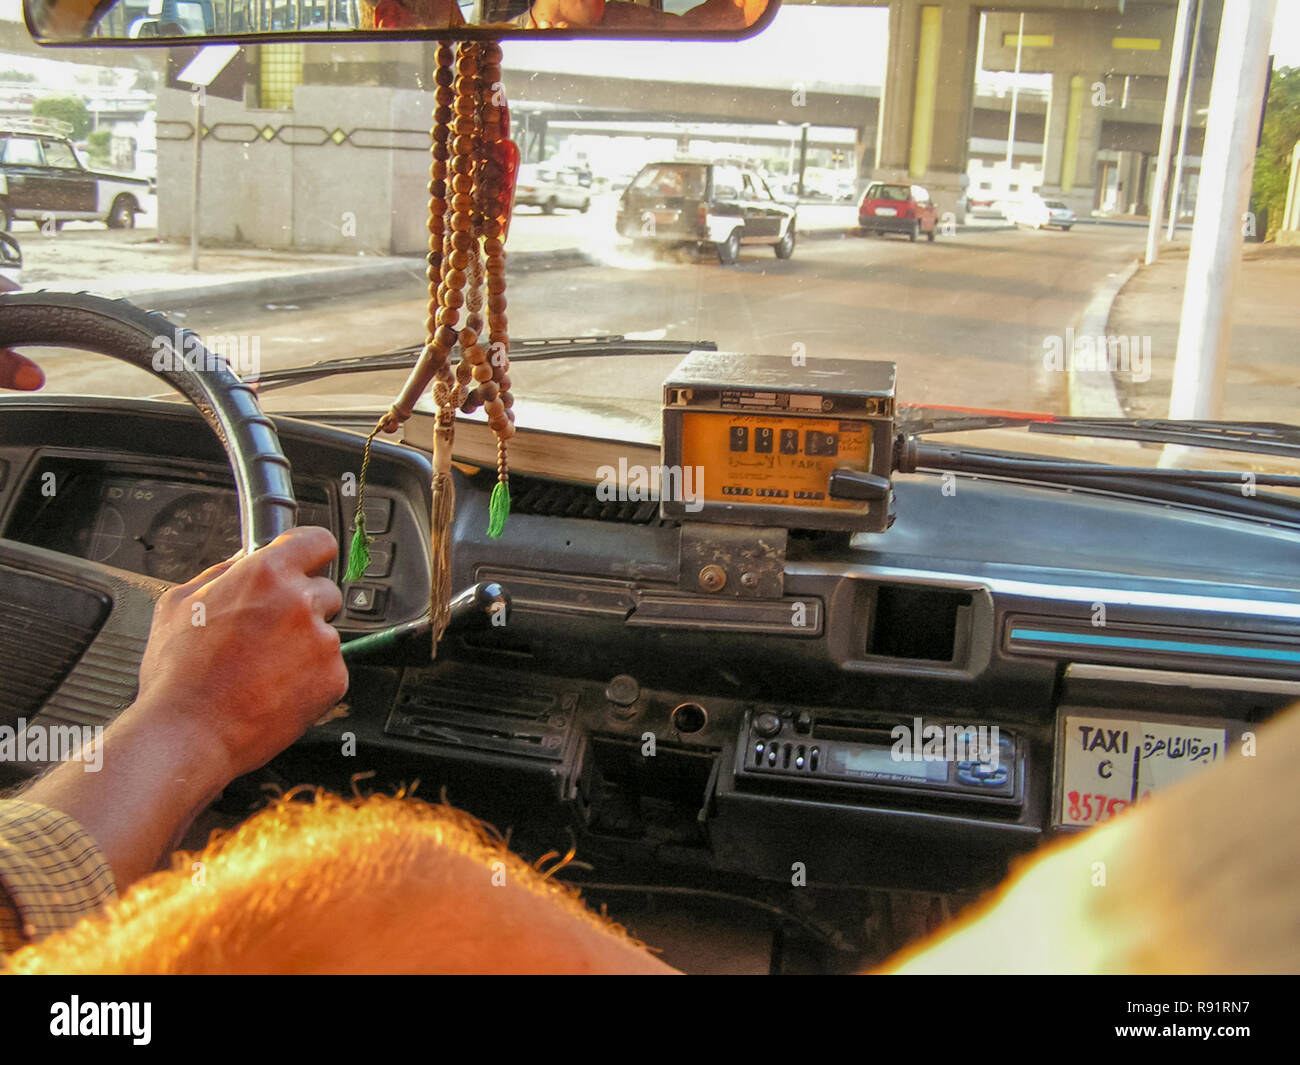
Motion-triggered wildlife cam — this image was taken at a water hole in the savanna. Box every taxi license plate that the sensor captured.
[874,207,897,216]
[1056,714,1228,827]
[654,210,679,224]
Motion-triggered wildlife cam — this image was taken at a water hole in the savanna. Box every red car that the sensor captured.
[858,182,938,242]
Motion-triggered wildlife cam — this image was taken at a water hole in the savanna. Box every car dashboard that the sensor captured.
[4,395,1300,964]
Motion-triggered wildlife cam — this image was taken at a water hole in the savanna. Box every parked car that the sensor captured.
[1005,194,1076,231]
[858,182,939,242]
[0,119,154,231]
[617,159,797,263]
[0,231,20,292]
[514,164,591,214]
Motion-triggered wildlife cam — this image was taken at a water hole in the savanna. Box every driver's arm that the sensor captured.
[0,527,347,950]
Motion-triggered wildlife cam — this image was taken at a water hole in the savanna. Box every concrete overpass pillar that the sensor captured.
[873,0,978,221]
[1040,69,1102,214]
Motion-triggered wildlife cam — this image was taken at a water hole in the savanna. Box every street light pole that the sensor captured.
[1006,11,1024,170]
[1146,0,1195,264]
[797,122,809,199]
[1167,0,1277,421]
[191,87,203,272]
[1167,0,1205,240]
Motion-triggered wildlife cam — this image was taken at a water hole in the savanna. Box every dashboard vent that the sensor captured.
[0,567,111,724]
[508,473,675,526]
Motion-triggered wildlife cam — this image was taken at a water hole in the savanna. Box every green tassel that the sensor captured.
[344,514,371,581]
[487,479,510,539]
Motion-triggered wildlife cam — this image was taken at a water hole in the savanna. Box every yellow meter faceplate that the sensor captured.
[662,352,897,532]
[680,412,872,511]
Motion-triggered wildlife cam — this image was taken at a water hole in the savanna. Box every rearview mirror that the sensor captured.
[24,0,777,44]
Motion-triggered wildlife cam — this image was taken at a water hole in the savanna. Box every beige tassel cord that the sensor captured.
[345,40,519,656]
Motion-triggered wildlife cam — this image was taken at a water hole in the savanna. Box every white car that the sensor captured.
[1,122,155,231]
[514,164,591,215]
[1006,195,1076,231]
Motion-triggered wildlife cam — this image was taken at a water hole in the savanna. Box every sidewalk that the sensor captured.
[1106,243,1300,425]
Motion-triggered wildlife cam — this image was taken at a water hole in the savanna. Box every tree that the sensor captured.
[86,129,113,167]
[31,95,91,140]
[1251,65,1300,239]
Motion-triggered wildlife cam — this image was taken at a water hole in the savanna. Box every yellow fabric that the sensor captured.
[0,799,116,957]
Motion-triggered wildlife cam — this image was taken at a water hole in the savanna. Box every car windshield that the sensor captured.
[629,163,708,197]
[867,184,911,201]
[6,1,1300,479]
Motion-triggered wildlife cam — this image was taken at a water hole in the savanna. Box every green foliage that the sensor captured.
[0,69,38,84]
[85,129,113,166]
[1252,66,1300,239]
[31,95,91,140]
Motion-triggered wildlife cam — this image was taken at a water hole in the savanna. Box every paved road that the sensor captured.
[32,224,1144,419]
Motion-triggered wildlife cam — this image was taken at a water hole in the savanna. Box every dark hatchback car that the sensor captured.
[617,160,797,264]
[0,121,154,231]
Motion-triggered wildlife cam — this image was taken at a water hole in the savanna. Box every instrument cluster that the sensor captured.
[7,461,333,583]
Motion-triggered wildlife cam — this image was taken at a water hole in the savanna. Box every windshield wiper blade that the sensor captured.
[897,440,1300,526]
[899,405,1300,460]
[252,336,717,392]
[899,441,1300,486]
[1026,417,1300,459]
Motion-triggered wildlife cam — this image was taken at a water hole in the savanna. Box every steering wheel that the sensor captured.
[0,292,296,741]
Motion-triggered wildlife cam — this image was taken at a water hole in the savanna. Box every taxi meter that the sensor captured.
[661,352,896,532]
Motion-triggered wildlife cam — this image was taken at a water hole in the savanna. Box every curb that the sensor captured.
[121,246,596,310]
[1068,257,1141,418]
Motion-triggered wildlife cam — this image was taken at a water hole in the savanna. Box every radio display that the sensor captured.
[832,747,949,782]
[680,411,872,511]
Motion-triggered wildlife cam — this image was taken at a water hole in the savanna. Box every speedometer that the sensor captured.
[142,492,242,582]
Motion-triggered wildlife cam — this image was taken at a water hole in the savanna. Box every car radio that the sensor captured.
[735,709,1024,809]
[661,352,896,532]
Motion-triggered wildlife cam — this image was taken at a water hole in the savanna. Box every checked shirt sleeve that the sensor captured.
[0,799,117,957]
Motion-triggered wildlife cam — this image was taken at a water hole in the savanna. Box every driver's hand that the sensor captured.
[0,349,44,391]
[135,526,347,781]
